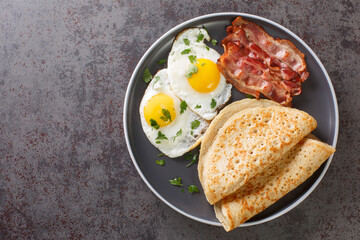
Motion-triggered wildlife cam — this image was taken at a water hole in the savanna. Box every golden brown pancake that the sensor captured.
[199,99,280,185]
[200,104,317,205]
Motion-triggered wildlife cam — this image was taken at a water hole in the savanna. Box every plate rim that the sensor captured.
[123,12,339,227]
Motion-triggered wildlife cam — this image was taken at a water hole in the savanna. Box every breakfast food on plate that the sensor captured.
[217,17,310,105]
[134,15,337,233]
[135,17,336,232]
[168,28,232,120]
[214,136,335,231]
[139,69,209,158]
[199,104,317,204]
[198,99,335,231]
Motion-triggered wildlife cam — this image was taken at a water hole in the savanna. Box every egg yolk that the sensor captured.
[144,93,176,128]
[187,58,220,93]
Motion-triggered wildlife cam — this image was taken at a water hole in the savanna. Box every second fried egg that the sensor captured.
[168,28,232,120]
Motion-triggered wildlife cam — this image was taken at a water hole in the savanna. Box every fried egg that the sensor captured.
[168,28,232,120]
[139,69,209,158]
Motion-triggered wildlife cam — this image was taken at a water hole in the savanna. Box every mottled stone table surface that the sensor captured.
[0,1,359,239]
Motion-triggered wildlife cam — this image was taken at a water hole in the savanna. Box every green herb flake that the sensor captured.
[188,55,197,64]
[155,141,161,144]
[183,152,193,161]
[183,38,190,46]
[157,59,167,65]
[142,68,153,83]
[188,185,199,193]
[156,160,165,166]
[173,129,182,142]
[180,100,187,114]
[246,94,255,99]
[201,63,205,66]
[191,120,200,130]
[160,108,172,122]
[194,105,201,109]
[150,119,160,130]
[156,131,168,141]
[157,153,165,157]
[196,32,204,42]
[211,39,217,46]
[185,64,198,78]
[169,177,183,186]
[210,98,217,109]
[190,131,193,135]
[181,48,191,55]
[205,46,209,51]
[186,153,198,167]
[181,189,185,192]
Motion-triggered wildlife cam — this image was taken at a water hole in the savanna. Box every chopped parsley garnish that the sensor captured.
[169,177,183,186]
[181,189,185,192]
[157,153,164,157]
[157,59,167,65]
[188,185,199,193]
[186,153,198,167]
[156,131,168,140]
[183,38,190,45]
[191,120,200,129]
[173,129,182,142]
[142,68,152,83]
[156,160,165,166]
[160,109,172,122]
[201,63,205,66]
[211,39,217,46]
[210,98,217,109]
[190,131,193,135]
[196,32,204,42]
[180,100,187,114]
[185,64,198,78]
[184,152,193,160]
[155,141,161,144]
[181,48,191,55]
[150,119,160,129]
[195,105,201,109]
[205,46,209,51]
[246,94,255,99]
[188,55,197,63]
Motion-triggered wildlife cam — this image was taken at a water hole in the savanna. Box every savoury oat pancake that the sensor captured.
[214,137,335,231]
[201,106,317,205]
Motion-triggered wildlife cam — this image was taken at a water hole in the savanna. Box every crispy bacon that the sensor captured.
[218,17,309,105]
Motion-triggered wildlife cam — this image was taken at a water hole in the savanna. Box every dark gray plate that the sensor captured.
[123,13,339,227]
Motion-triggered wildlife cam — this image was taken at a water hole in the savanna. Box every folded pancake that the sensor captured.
[200,105,317,205]
[214,136,335,231]
[199,99,280,185]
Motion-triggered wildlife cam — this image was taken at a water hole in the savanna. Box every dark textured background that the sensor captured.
[0,1,359,239]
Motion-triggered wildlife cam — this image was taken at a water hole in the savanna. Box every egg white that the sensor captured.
[168,28,232,120]
[139,69,209,158]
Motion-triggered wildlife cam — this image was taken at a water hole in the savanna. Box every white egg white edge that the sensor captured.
[167,28,232,120]
[139,69,209,158]
[123,12,339,228]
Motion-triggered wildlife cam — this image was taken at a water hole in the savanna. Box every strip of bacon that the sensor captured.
[217,43,291,104]
[222,27,302,96]
[232,17,309,81]
[218,17,309,105]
